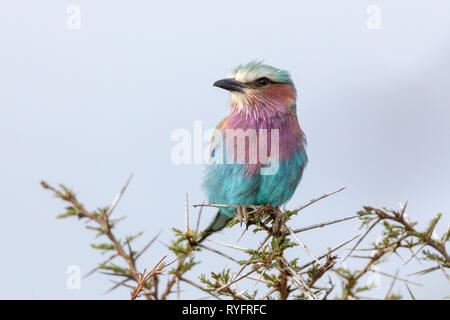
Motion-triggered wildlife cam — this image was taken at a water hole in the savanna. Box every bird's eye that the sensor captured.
[256,77,270,86]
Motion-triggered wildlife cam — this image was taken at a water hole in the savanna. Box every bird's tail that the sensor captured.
[198,210,233,243]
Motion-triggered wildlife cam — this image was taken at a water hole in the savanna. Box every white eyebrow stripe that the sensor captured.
[230,69,276,83]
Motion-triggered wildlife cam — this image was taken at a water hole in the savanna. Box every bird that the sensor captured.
[199,60,308,242]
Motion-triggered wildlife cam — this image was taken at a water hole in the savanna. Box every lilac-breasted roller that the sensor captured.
[200,61,307,240]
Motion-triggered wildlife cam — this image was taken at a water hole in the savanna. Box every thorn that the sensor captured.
[106,173,134,217]
[185,193,189,234]
[236,227,248,243]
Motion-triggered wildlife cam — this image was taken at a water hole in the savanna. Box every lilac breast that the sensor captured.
[221,109,305,176]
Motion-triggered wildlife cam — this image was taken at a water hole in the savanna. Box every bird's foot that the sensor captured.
[242,206,249,226]
[236,206,243,226]
[271,207,285,235]
[236,206,250,243]
[236,206,249,227]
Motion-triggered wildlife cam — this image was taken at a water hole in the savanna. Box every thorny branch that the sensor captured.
[333,205,449,300]
[42,179,448,300]
[42,179,157,299]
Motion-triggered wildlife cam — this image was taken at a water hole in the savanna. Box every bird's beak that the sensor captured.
[213,78,246,93]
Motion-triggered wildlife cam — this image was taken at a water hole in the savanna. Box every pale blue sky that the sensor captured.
[0,1,449,299]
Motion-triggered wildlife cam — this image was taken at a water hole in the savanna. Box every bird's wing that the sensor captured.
[209,116,228,159]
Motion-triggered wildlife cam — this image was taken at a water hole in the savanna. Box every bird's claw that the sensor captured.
[272,207,285,235]
[236,206,243,227]
[236,206,250,242]
[236,206,249,227]
[242,206,249,226]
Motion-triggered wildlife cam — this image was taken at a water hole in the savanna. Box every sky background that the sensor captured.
[0,1,449,299]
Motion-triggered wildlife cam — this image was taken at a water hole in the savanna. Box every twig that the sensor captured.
[293,216,358,234]
[298,234,360,270]
[195,204,204,235]
[230,234,271,283]
[104,279,133,295]
[364,206,449,263]
[41,181,140,282]
[193,203,238,209]
[439,264,450,281]
[83,254,118,279]
[342,218,381,262]
[180,277,222,300]
[246,274,272,285]
[291,187,346,214]
[197,243,238,262]
[206,239,250,252]
[407,266,441,276]
[384,269,399,299]
[287,226,322,267]
[106,173,134,217]
[405,283,416,300]
[135,230,162,260]
[281,257,317,300]
[185,193,189,234]
[130,256,167,300]
[260,287,277,300]
[214,269,258,293]
[369,268,422,286]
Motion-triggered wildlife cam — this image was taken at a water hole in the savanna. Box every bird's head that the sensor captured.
[213,60,296,116]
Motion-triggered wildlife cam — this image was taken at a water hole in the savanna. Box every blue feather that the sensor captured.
[202,148,307,218]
